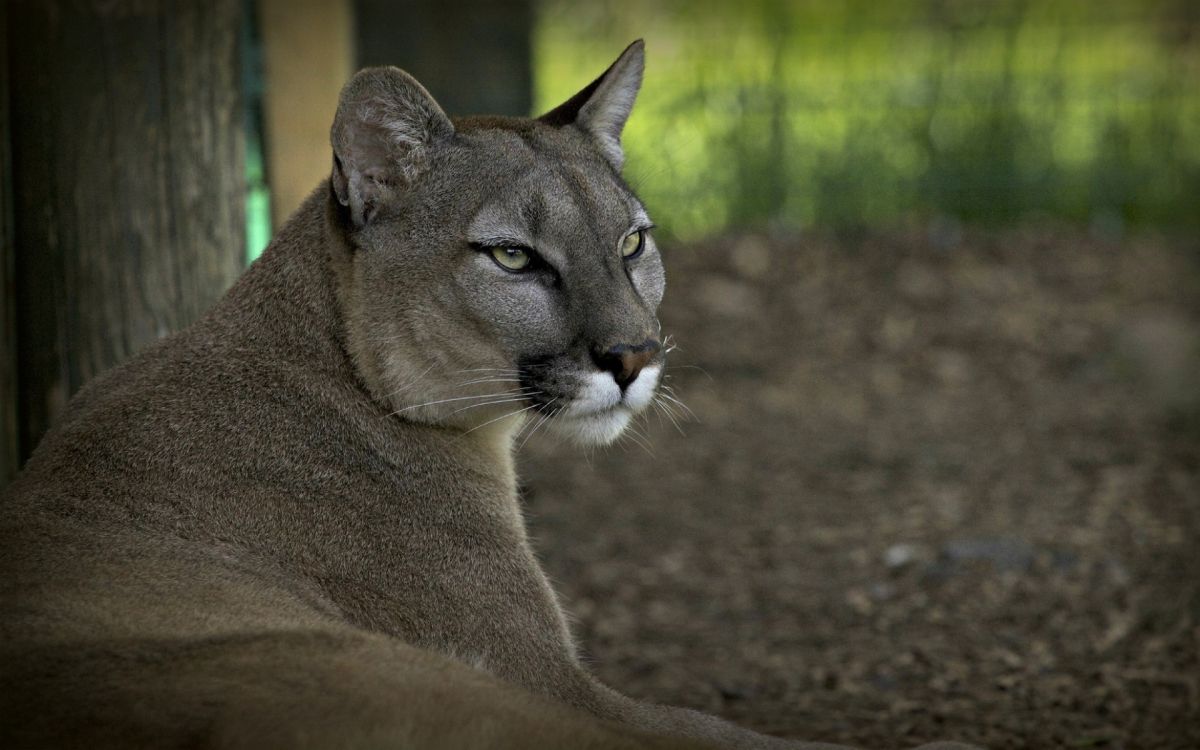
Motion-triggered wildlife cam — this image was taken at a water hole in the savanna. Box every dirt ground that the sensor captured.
[520,226,1200,750]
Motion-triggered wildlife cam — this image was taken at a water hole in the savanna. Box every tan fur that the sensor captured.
[0,43,972,750]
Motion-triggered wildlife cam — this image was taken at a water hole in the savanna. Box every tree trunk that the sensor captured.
[7,0,246,466]
[354,0,533,118]
[1,3,17,486]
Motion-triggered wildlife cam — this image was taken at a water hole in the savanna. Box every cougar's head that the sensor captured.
[329,41,665,446]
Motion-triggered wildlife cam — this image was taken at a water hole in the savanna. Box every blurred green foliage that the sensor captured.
[534,0,1200,239]
[243,1,272,263]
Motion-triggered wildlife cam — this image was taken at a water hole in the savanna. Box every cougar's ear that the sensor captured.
[330,67,454,228]
[538,40,644,170]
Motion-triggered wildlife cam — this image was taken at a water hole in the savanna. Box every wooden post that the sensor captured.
[1,3,17,486]
[354,0,533,118]
[7,0,246,464]
[259,0,354,226]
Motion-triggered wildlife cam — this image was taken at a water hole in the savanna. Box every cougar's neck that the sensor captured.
[465,415,523,489]
[221,185,522,491]
[212,185,355,381]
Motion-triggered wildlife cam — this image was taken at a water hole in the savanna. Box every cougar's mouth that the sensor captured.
[516,358,662,446]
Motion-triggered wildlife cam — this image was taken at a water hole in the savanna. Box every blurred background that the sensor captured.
[2,1,1198,748]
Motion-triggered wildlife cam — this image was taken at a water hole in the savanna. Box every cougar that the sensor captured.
[0,42,971,750]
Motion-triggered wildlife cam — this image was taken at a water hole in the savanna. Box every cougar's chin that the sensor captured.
[543,364,662,446]
[548,406,634,446]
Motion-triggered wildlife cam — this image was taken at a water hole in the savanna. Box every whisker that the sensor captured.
[446,394,534,417]
[512,410,540,447]
[381,362,439,400]
[654,388,690,421]
[666,363,714,381]
[390,390,525,416]
[516,398,558,453]
[649,399,666,429]
[658,391,697,421]
[624,422,655,457]
[450,377,523,388]
[652,397,687,436]
[521,414,550,451]
[461,402,542,436]
[446,367,522,375]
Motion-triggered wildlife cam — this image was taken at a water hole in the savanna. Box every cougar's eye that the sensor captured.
[490,246,531,272]
[621,230,645,259]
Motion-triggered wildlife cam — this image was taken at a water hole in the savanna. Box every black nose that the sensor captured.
[591,339,661,391]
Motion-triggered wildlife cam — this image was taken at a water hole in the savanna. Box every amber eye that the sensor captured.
[490,246,531,271]
[621,230,645,259]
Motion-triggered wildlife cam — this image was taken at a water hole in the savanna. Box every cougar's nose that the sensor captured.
[591,339,661,391]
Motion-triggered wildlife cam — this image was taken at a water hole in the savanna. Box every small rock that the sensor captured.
[884,543,924,569]
[869,581,897,601]
[942,537,1035,572]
